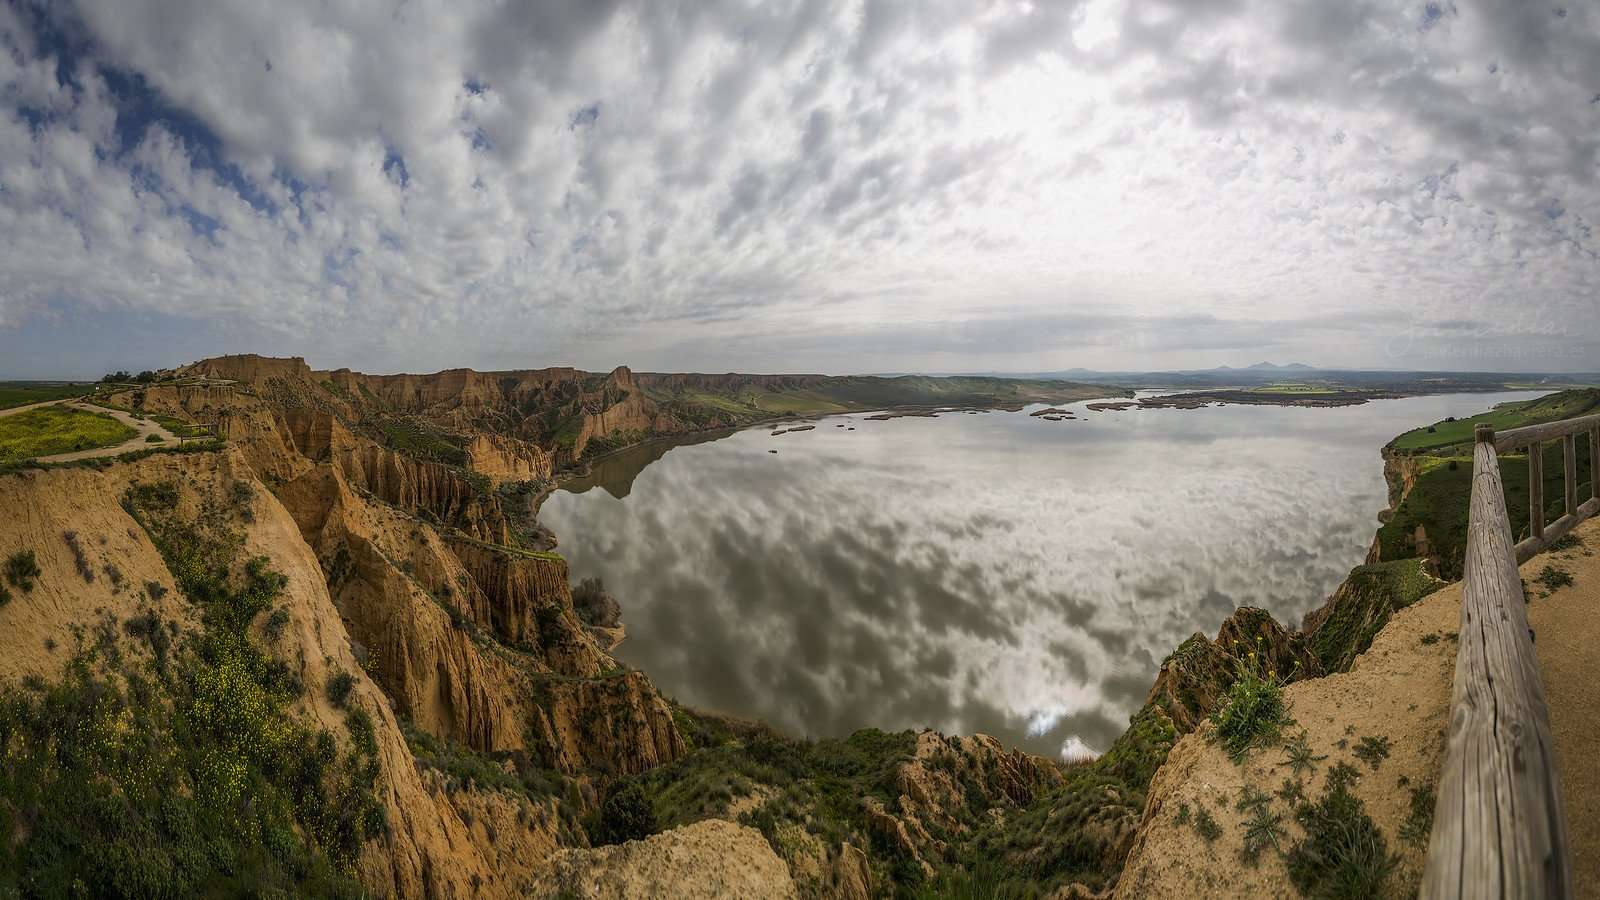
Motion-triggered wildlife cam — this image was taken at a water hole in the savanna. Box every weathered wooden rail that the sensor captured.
[1422,417,1597,898]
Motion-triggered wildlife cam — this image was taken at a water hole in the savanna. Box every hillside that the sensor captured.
[0,359,1566,899]
[1377,389,1598,579]
[179,354,1127,472]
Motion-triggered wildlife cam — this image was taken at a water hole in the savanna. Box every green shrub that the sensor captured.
[1399,784,1435,849]
[593,780,658,845]
[1209,652,1292,763]
[263,608,291,643]
[1352,735,1391,771]
[1286,782,1397,899]
[1535,565,1574,593]
[4,549,41,592]
[145,433,164,443]
[0,484,392,897]
[326,671,357,708]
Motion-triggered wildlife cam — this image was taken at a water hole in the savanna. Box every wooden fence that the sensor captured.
[1422,417,1598,898]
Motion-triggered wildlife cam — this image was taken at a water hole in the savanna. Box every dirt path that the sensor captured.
[0,399,183,462]
[1527,515,1600,898]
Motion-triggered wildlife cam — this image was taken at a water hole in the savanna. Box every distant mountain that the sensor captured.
[1246,362,1315,371]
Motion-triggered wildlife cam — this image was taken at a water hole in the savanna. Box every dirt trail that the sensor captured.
[1527,514,1600,898]
[0,399,184,462]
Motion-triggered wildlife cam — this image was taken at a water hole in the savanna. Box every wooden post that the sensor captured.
[1592,427,1599,502]
[1563,435,1578,517]
[1423,438,1572,899]
[1529,441,1544,541]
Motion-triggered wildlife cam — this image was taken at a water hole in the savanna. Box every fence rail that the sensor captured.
[1494,414,1600,563]
[1422,419,1592,899]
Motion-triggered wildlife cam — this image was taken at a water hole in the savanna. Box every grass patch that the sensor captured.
[1534,565,1574,593]
[0,382,92,410]
[1391,389,1600,453]
[1352,735,1390,770]
[0,405,137,460]
[1285,780,1397,899]
[1209,653,1292,763]
[1399,784,1435,849]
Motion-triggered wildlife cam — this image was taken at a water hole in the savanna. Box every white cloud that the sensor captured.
[0,0,1595,374]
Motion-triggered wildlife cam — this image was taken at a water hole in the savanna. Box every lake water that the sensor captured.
[538,391,1541,759]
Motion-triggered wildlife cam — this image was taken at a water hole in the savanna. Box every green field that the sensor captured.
[1390,389,1600,452]
[0,405,138,460]
[1249,382,1344,394]
[1380,389,1600,579]
[0,381,92,410]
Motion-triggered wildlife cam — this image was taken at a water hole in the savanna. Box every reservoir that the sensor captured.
[539,391,1541,758]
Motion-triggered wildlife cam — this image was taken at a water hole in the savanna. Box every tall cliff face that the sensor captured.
[0,451,544,898]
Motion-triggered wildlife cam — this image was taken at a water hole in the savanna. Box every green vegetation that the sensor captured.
[1399,785,1435,849]
[1280,731,1327,778]
[1391,389,1600,453]
[592,780,658,845]
[1534,565,1574,593]
[0,382,91,410]
[1285,779,1397,899]
[1352,735,1390,770]
[1209,648,1293,763]
[325,670,357,707]
[0,482,386,897]
[373,417,467,466]
[641,374,1124,426]
[903,862,1048,900]
[1193,806,1222,843]
[1307,559,1439,672]
[4,550,41,593]
[149,413,210,438]
[1377,438,1593,580]
[0,405,137,461]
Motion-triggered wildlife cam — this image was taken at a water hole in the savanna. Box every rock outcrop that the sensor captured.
[532,819,799,899]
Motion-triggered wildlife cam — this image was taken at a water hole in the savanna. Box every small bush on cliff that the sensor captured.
[1209,643,1292,763]
[593,779,658,845]
[326,670,357,708]
[1285,780,1397,899]
[5,548,41,592]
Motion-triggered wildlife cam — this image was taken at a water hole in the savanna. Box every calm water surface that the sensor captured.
[539,391,1541,758]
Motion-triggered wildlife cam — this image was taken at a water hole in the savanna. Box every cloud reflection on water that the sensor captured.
[539,392,1539,757]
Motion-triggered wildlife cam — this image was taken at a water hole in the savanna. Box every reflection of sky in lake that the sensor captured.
[539,392,1541,759]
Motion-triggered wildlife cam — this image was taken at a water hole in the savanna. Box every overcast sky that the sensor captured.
[1,0,1596,378]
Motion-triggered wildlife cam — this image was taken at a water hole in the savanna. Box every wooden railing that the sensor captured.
[1422,418,1596,898]
[1494,414,1600,563]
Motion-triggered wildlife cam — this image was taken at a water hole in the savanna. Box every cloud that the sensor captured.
[0,0,1596,376]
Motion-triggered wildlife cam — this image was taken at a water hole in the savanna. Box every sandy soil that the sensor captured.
[1527,515,1600,899]
[1115,514,1600,899]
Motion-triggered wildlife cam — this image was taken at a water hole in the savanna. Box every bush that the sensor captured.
[1286,782,1397,899]
[1209,649,1291,763]
[146,433,165,443]
[326,671,357,708]
[593,779,658,845]
[4,549,41,592]
[264,607,291,643]
[62,530,94,582]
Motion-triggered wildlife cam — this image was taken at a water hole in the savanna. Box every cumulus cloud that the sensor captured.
[0,0,1595,375]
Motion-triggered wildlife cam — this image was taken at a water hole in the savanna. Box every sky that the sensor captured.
[0,0,1597,378]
